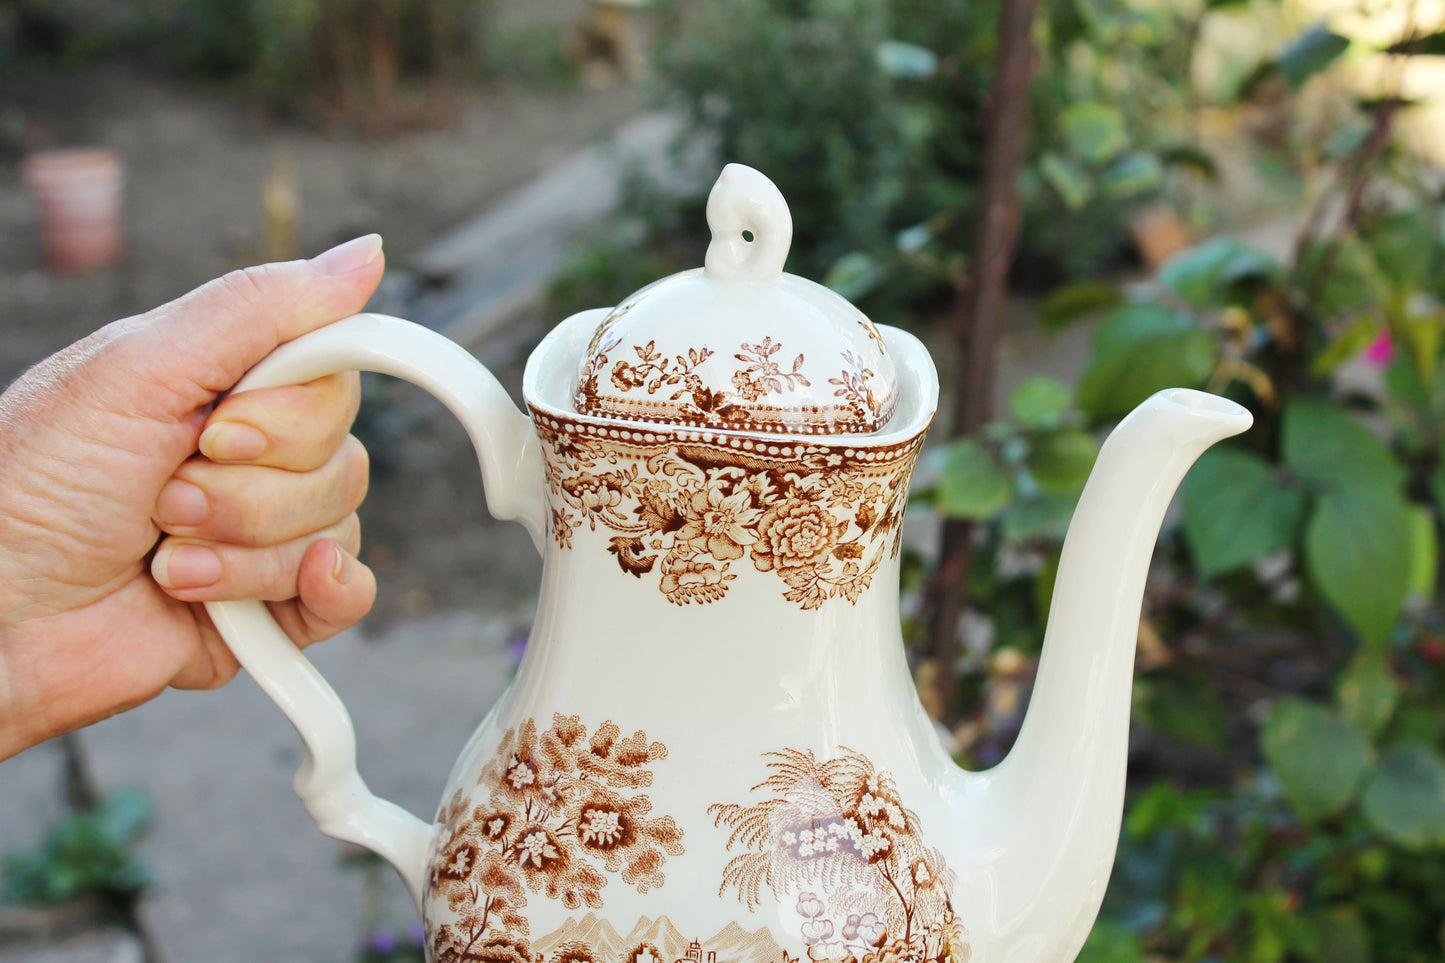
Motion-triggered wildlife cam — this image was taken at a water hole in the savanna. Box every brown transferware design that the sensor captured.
[428,715,685,961]
[710,748,969,963]
[574,334,897,436]
[454,913,797,963]
[531,410,924,609]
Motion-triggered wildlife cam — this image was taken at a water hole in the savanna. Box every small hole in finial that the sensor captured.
[741,229,755,243]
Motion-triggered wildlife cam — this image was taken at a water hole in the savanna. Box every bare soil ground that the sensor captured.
[1,57,644,626]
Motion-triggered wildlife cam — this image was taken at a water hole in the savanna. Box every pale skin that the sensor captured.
[0,234,388,761]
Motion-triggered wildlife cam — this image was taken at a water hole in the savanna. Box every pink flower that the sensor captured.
[1363,330,1394,367]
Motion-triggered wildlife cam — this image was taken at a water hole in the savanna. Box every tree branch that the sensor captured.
[922,0,1040,722]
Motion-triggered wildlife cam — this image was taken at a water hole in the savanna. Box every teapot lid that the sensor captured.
[573,164,897,435]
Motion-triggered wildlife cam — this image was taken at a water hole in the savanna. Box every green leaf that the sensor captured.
[1388,702,1445,746]
[1399,312,1444,386]
[1305,482,1412,647]
[1386,351,1432,411]
[875,39,938,79]
[1158,143,1220,180]
[1361,743,1445,848]
[1038,279,1123,331]
[1337,652,1400,737]
[1282,398,1406,492]
[1077,304,1219,420]
[1408,504,1438,597]
[94,790,151,848]
[1144,675,1229,750]
[936,439,1015,519]
[1385,30,1445,56]
[1159,236,1279,307]
[1034,548,1061,624]
[1001,492,1079,542]
[824,250,886,301]
[1100,151,1164,198]
[1026,428,1098,494]
[1310,314,1378,376]
[1060,101,1128,164]
[1182,447,1306,577]
[1262,698,1373,821]
[1276,24,1351,87]
[1076,918,1144,963]
[1363,208,1440,293]
[1009,376,1072,428]
[1040,151,1093,210]
[1313,907,1371,963]
[1296,235,1388,319]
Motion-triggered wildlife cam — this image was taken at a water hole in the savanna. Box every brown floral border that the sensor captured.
[531,408,926,609]
[574,335,898,436]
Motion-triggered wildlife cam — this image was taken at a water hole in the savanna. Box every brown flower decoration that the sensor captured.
[578,804,630,850]
[480,813,510,840]
[512,826,561,869]
[753,497,843,571]
[659,556,734,605]
[675,479,761,561]
[611,360,649,391]
[608,536,658,577]
[427,715,684,961]
[636,488,685,533]
[562,471,627,516]
[437,842,478,880]
[534,405,922,609]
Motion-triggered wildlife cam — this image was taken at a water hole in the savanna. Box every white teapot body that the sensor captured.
[209,168,1252,963]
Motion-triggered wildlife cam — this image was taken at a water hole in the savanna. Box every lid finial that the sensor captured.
[573,165,896,435]
[704,163,792,283]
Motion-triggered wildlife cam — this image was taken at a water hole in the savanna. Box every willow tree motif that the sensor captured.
[709,749,967,963]
[429,715,685,962]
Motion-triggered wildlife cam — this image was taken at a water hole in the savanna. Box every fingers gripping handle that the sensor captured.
[204,313,545,909]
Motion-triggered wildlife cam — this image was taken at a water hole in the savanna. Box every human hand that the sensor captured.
[0,235,385,760]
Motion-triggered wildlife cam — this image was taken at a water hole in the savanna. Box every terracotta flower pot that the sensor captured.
[22,148,125,274]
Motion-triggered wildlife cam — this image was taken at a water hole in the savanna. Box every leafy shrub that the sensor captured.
[138,0,478,120]
[2,790,151,906]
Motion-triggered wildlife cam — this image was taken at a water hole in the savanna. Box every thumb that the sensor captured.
[123,234,386,405]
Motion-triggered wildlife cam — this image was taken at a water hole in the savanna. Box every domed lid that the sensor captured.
[573,164,897,436]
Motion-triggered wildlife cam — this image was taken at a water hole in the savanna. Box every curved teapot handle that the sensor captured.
[203,313,545,910]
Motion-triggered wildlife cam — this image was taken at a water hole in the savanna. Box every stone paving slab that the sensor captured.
[0,741,68,870]
[0,930,142,963]
[77,608,523,963]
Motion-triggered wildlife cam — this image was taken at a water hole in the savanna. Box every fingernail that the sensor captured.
[155,479,208,527]
[309,234,383,276]
[152,543,222,590]
[200,422,267,462]
[331,543,353,584]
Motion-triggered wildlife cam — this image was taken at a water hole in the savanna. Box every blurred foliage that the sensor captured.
[138,0,479,119]
[946,14,1445,961]
[1,790,151,907]
[550,0,1227,324]
[0,0,496,124]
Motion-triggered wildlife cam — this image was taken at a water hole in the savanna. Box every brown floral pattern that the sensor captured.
[710,749,969,963]
[428,715,684,962]
[531,410,925,609]
[574,336,897,435]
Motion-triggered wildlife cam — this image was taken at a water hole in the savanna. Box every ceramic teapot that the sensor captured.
[207,165,1251,963]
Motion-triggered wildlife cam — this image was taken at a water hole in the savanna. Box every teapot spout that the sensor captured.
[967,388,1250,960]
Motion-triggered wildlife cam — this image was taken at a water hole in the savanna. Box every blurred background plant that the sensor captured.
[549,0,1445,959]
[1,789,150,912]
